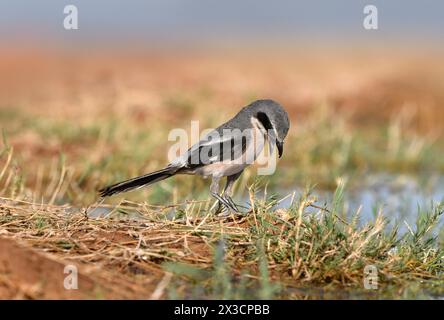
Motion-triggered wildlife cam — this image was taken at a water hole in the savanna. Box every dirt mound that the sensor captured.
[0,237,159,299]
[0,198,223,300]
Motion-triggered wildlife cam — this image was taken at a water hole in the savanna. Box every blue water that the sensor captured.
[274,174,444,234]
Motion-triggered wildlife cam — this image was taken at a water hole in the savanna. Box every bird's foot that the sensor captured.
[223,195,242,212]
[215,202,230,217]
[211,192,236,212]
[217,197,248,218]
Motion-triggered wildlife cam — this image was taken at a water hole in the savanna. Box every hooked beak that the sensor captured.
[276,140,284,158]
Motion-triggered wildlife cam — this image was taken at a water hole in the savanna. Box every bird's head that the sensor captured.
[247,99,290,158]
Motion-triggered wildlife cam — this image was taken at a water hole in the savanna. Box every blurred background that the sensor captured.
[0,1,443,218]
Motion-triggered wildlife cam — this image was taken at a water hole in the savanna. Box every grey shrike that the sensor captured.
[99,99,290,213]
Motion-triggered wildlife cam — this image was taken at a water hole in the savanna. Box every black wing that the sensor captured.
[185,132,249,169]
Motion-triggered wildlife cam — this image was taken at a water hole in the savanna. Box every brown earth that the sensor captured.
[0,199,220,300]
[0,236,164,299]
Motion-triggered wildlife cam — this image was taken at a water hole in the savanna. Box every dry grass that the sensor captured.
[0,179,442,299]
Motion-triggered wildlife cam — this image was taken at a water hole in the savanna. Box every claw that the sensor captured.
[223,195,241,213]
[213,200,227,214]
[212,199,232,217]
[211,192,237,212]
[216,203,230,217]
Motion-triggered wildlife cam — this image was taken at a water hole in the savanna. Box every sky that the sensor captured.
[0,0,443,48]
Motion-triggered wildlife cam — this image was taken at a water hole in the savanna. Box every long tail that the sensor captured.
[99,167,178,197]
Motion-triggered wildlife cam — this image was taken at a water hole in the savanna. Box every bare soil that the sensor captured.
[0,236,163,299]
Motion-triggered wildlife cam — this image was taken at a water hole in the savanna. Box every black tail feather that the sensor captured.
[99,167,176,197]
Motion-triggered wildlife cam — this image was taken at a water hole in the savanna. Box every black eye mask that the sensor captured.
[256,112,274,131]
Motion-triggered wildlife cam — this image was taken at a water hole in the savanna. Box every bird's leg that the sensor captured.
[210,176,236,213]
[222,172,243,213]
